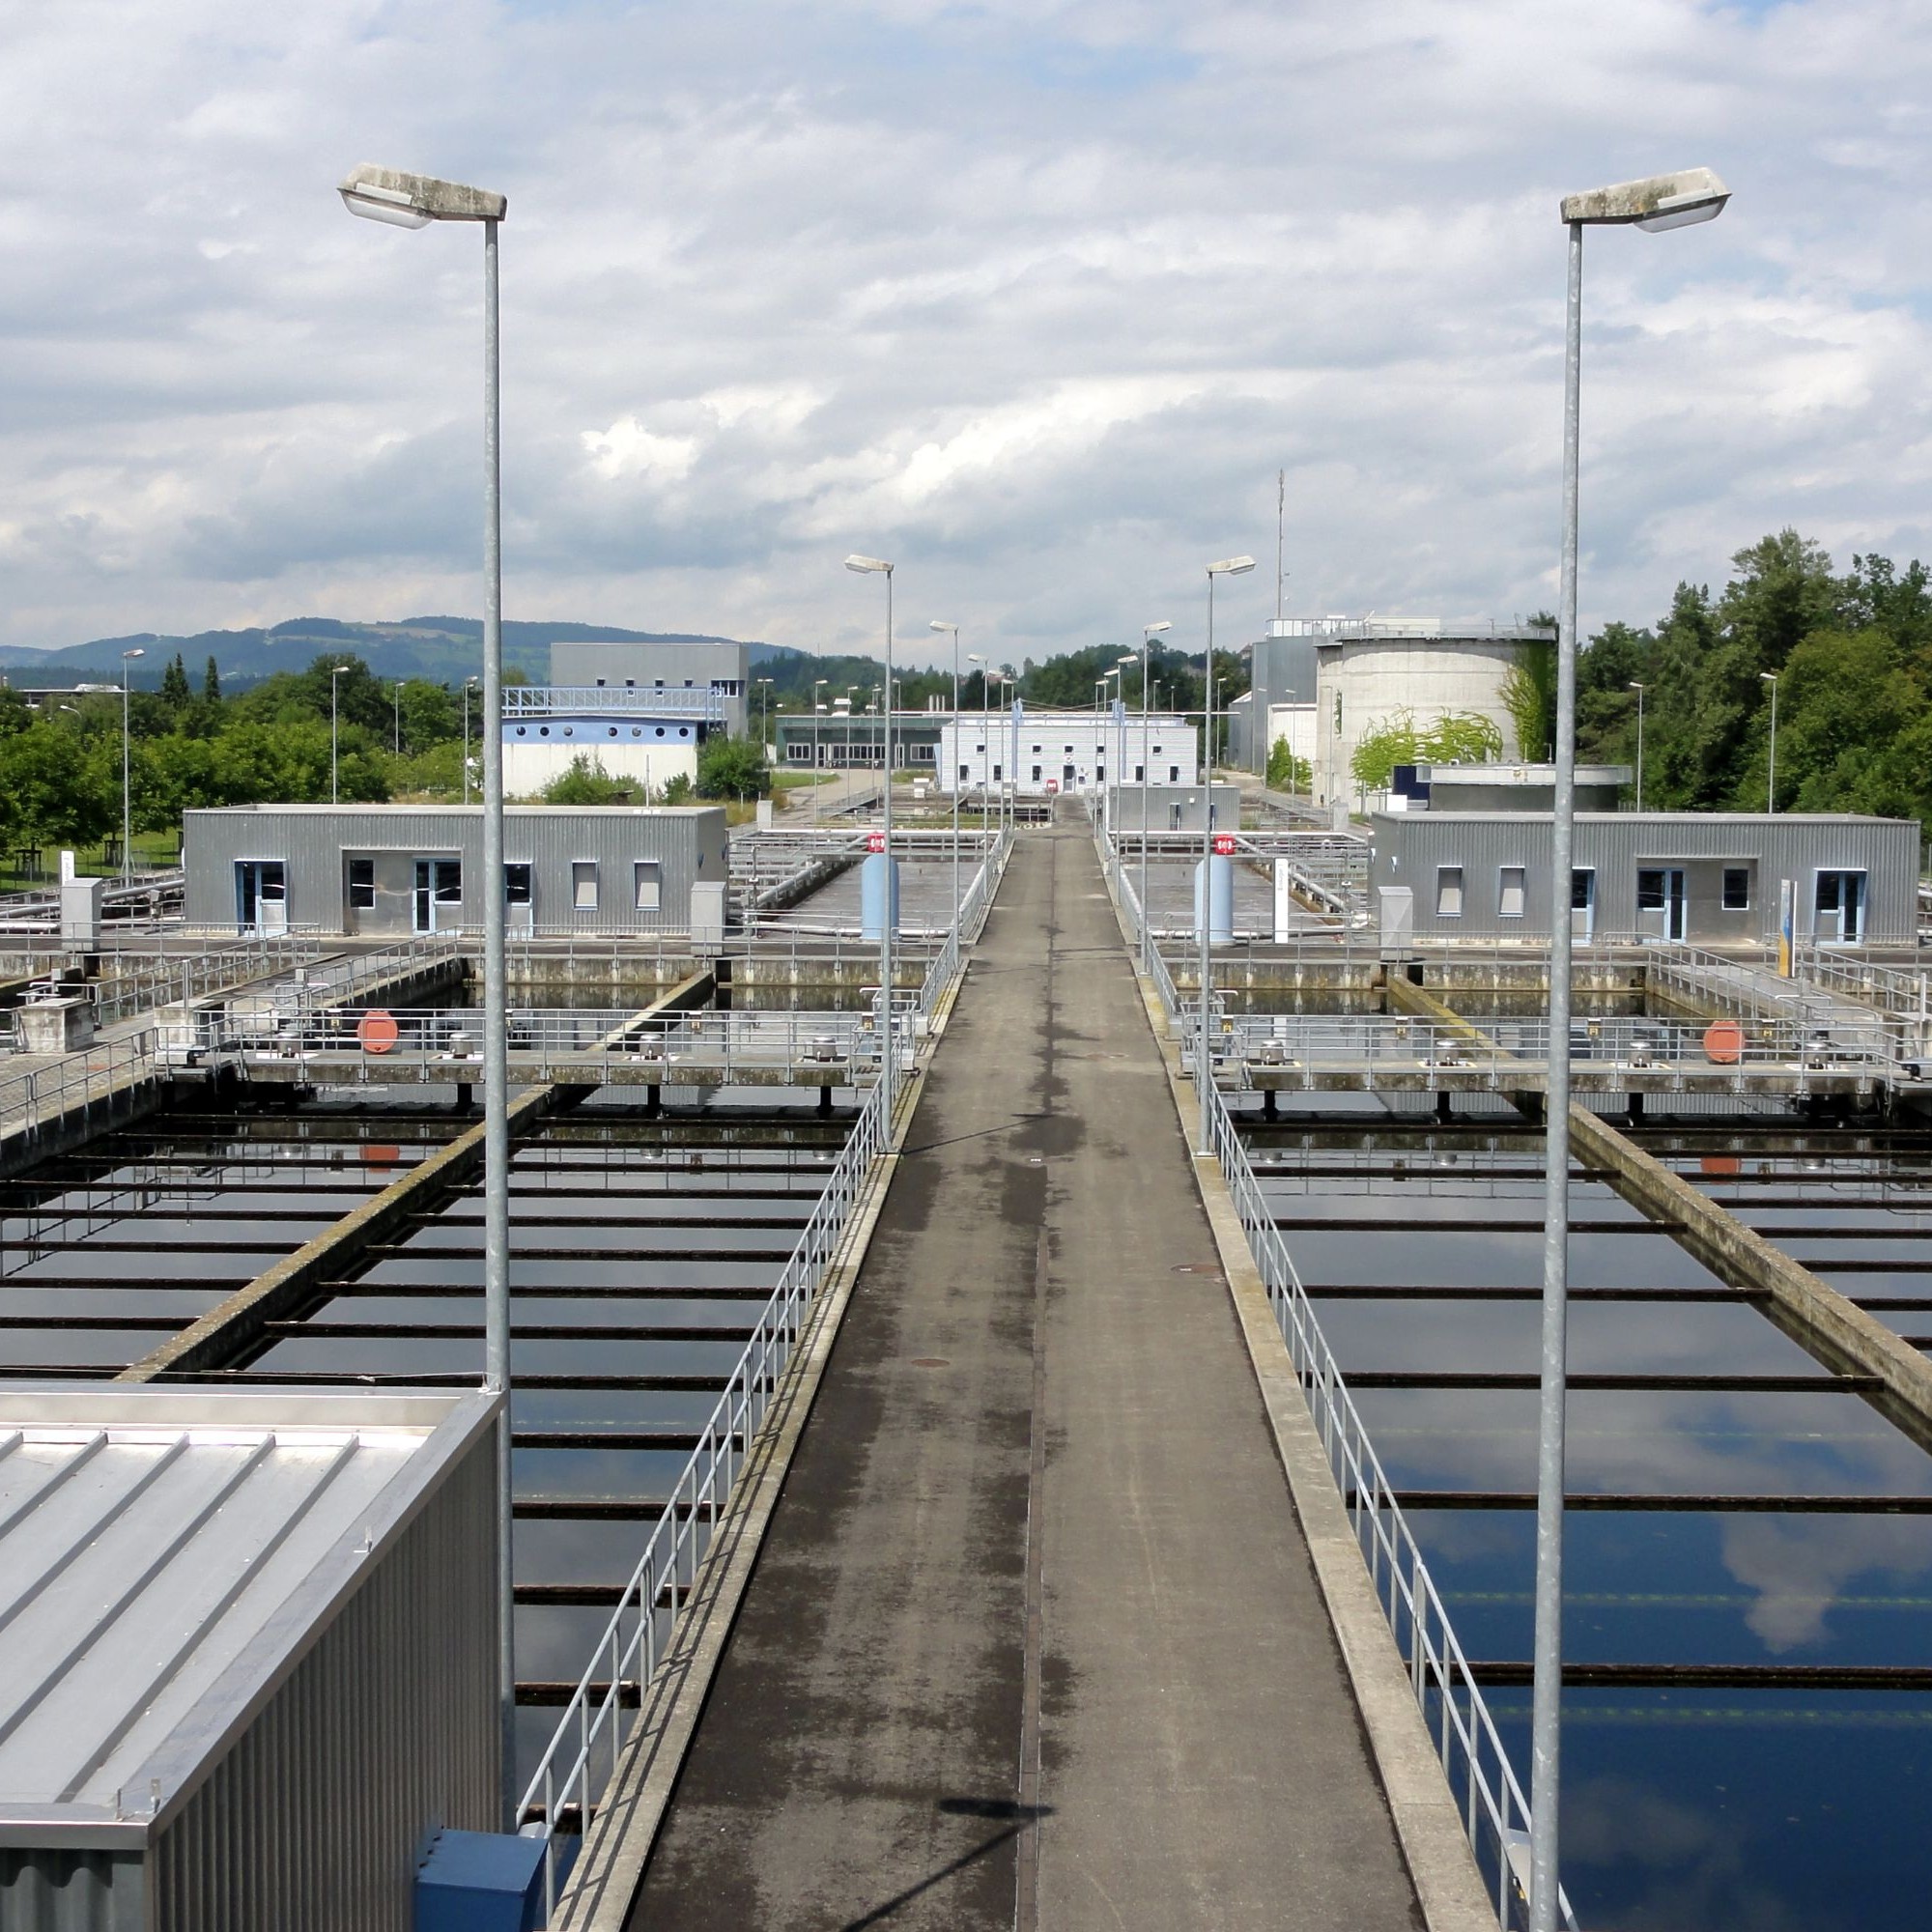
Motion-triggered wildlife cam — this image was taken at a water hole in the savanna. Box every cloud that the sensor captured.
[1,0,1930,662]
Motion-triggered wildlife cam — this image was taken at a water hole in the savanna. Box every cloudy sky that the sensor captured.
[2,0,1928,668]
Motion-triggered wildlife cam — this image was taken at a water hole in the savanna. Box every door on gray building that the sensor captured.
[412,858,463,933]
[1571,867,1596,941]
[1813,869,1866,944]
[1636,867,1687,942]
[234,861,287,934]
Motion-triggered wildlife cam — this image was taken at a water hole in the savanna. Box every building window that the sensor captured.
[1436,867,1463,918]
[504,863,532,906]
[1636,870,1666,912]
[347,857,376,910]
[1168,765,1179,782]
[572,862,599,911]
[1134,764,1145,781]
[992,764,1002,781]
[1498,867,1526,919]
[595,677,607,687]
[1152,744,1163,754]
[976,744,985,755]
[1031,764,1042,782]
[1722,867,1750,911]
[960,763,971,781]
[633,861,661,912]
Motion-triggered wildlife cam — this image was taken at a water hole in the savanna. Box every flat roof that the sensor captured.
[184,803,721,819]
[0,1384,497,1843]
[1425,764,1631,785]
[1373,810,1918,827]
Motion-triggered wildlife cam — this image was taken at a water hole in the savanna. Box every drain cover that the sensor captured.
[911,1357,951,1369]
[1172,1264,1224,1278]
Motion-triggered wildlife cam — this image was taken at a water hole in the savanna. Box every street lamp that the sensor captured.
[1529,164,1730,1932]
[1198,556,1256,1154]
[1112,652,1136,837]
[120,653,144,885]
[1141,623,1172,972]
[930,622,962,935]
[812,679,829,823]
[463,676,478,805]
[1761,671,1778,813]
[328,665,353,804]
[393,680,405,755]
[845,554,895,1106]
[1629,681,1646,812]
[755,675,774,753]
[340,158,518,1823]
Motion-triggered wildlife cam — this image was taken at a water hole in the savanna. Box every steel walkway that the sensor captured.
[628,820,1424,1929]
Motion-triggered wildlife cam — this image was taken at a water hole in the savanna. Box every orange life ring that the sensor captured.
[357,1009,400,1055]
[1702,1020,1744,1065]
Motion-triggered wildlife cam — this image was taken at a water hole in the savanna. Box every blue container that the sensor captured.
[415,1828,548,1932]
[860,852,900,941]
[1193,855,1234,943]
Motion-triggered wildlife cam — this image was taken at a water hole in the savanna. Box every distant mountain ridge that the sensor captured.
[0,616,781,690]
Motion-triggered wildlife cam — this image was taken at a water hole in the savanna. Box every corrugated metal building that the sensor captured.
[1372,811,1921,946]
[184,804,728,937]
[0,1384,499,1932]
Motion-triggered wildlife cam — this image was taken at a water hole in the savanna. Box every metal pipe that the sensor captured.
[1529,214,1582,1932]
[479,213,515,1830]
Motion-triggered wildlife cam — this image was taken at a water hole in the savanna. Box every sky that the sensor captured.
[1,0,1929,670]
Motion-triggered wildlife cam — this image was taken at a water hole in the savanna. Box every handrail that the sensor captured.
[0,1032,161,1150]
[516,1028,895,1915]
[1198,1069,1577,1929]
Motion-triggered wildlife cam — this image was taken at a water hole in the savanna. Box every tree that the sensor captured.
[663,773,694,805]
[0,723,115,848]
[541,753,636,805]
[696,733,770,800]
[1498,639,1556,761]
[160,653,191,711]
[204,656,221,704]
[1350,709,1503,790]
[1265,736,1309,793]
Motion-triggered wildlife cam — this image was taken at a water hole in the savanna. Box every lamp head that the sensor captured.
[844,554,893,575]
[122,647,145,661]
[1559,167,1728,230]
[1145,621,1172,637]
[929,620,957,635]
[1760,670,1777,684]
[339,163,506,227]
[1207,556,1257,577]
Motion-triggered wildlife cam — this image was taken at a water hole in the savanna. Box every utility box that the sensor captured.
[690,879,727,951]
[60,872,104,947]
[860,853,900,941]
[1192,856,1234,944]
[1378,885,1414,961]
[415,1828,548,1932]
[17,996,94,1054]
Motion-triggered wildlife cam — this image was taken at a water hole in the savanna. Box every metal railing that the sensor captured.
[0,1031,160,1150]
[1199,1069,1575,1930]
[502,685,725,721]
[515,1007,896,1914]
[86,932,326,1024]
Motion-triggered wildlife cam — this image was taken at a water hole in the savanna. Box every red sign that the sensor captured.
[867,832,886,853]
[1212,834,1236,856]
[1045,778,1060,794]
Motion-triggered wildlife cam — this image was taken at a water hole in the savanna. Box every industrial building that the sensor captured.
[184,803,728,937]
[0,1384,499,1932]
[1371,810,1919,946]
[549,637,751,736]
[941,706,1197,796]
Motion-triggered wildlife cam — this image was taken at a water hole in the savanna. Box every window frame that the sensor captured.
[1435,865,1464,919]
[633,860,662,913]
[571,860,600,912]
[1498,866,1526,920]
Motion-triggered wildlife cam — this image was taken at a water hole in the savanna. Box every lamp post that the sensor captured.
[1530,165,1730,1932]
[1112,653,1136,838]
[463,676,478,805]
[1761,671,1778,813]
[120,653,144,885]
[1141,623,1171,970]
[846,555,895,1105]
[393,679,404,755]
[1198,556,1256,1153]
[1629,681,1646,811]
[811,679,828,822]
[328,664,353,804]
[755,675,774,754]
[930,622,962,933]
[339,159,517,1824]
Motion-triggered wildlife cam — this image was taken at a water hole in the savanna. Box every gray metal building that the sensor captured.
[1229,625,1320,772]
[184,803,728,937]
[1371,811,1921,947]
[0,1384,498,1932]
[549,638,751,736]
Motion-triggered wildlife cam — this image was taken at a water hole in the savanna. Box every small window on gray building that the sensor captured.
[1498,867,1526,918]
[633,861,661,912]
[960,763,971,781]
[1722,867,1750,911]
[1032,764,1042,782]
[504,863,532,906]
[1436,867,1464,918]
[572,862,599,911]
[992,764,1003,781]
[1168,765,1179,782]
[347,858,376,910]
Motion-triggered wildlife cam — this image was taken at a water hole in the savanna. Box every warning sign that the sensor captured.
[867,832,886,853]
[1212,834,1236,856]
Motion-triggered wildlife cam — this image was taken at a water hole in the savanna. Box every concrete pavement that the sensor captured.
[629,819,1425,1929]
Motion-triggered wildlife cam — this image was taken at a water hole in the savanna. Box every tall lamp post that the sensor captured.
[463,675,478,805]
[811,679,828,822]
[1141,623,1171,970]
[845,556,895,1105]
[328,664,353,804]
[1197,556,1256,1153]
[1112,653,1136,837]
[393,679,404,754]
[1761,671,1778,813]
[339,160,517,1824]
[1629,680,1646,811]
[1530,165,1730,1932]
[755,675,774,753]
[930,621,962,933]
[120,653,144,885]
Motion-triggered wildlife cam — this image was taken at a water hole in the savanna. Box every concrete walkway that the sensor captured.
[630,820,1423,1929]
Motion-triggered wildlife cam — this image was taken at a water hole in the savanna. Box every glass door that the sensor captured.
[413,858,463,932]
[1813,870,1867,944]
[234,861,287,934]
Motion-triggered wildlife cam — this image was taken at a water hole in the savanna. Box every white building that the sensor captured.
[1307,617,1555,808]
[939,706,1197,796]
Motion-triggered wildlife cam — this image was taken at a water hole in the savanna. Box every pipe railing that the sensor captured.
[1200,1057,1576,1929]
[0,1031,160,1149]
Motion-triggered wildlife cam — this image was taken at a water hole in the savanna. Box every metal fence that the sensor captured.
[0,1032,160,1151]
[85,932,326,1025]
[1200,1067,1574,1930]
